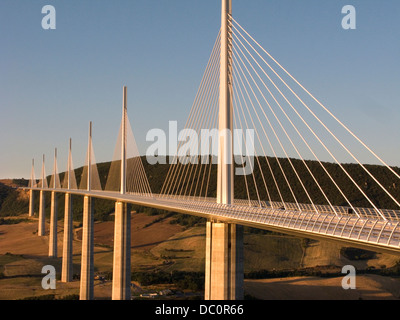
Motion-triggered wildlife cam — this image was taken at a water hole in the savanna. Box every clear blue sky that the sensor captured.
[1,0,399,179]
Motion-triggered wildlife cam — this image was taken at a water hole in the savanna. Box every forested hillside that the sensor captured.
[1,156,400,221]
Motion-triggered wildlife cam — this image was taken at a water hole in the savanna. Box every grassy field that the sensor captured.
[0,212,400,300]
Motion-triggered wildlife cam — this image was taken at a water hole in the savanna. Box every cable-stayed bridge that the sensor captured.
[24,0,400,301]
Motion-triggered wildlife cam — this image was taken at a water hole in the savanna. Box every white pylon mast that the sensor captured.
[87,122,92,191]
[42,154,46,188]
[217,0,234,205]
[68,138,72,190]
[121,86,127,195]
[53,148,57,189]
[30,158,35,188]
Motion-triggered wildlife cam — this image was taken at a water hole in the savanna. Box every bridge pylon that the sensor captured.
[49,148,58,258]
[80,122,95,300]
[111,86,132,300]
[38,154,46,237]
[61,138,74,282]
[205,0,244,300]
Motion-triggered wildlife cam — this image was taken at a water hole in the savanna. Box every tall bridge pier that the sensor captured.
[61,139,74,283]
[80,122,95,300]
[205,221,243,300]
[49,149,59,258]
[48,191,58,257]
[80,195,94,300]
[38,155,46,237]
[111,86,132,300]
[205,0,244,300]
[28,190,35,217]
[61,192,73,282]
[38,190,45,236]
[112,201,131,300]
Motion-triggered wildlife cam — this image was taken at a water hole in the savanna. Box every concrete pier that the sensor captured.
[38,190,45,236]
[80,196,95,300]
[204,220,243,300]
[229,223,244,300]
[29,190,35,217]
[112,201,131,300]
[205,0,244,301]
[61,193,73,282]
[48,191,58,257]
[62,138,74,282]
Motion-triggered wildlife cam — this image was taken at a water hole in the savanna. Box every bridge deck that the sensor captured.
[26,187,400,255]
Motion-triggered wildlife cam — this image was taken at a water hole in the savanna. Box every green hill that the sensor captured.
[2,156,400,222]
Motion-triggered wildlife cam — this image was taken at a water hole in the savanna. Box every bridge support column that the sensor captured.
[48,191,58,257]
[112,201,131,300]
[38,190,45,236]
[80,196,95,300]
[205,220,243,300]
[61,193,73,282]
[29,190,35,217]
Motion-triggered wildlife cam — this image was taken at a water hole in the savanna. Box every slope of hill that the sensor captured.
[0,214,399,300]
[4,156,400,220]
[0,180,29,216]
[244,275,400,300]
